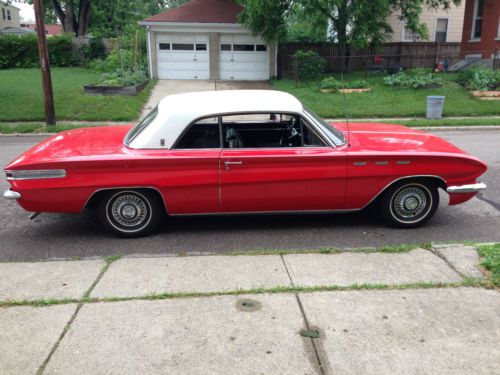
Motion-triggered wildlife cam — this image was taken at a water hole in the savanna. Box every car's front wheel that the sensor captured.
[380,181,439,228]
[98,190,162,237]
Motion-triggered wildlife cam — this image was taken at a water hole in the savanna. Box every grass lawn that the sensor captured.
[0,68,154,122]
[477,243,500,287]
[272,72,500,118]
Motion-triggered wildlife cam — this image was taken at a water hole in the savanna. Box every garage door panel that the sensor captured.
[156,33,209,80]
[218,34,270,81]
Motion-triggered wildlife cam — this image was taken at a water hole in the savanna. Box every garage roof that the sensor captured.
[143,0,244,23]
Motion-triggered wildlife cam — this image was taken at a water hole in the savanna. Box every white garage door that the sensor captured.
[157,34,209,80]
[219,35,270,80]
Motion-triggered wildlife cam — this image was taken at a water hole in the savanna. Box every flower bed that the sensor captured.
[84,80,148,96]
[319,77,370,93]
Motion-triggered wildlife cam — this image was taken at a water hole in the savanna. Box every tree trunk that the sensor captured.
[337,0,348,73]
[77,0,91,36]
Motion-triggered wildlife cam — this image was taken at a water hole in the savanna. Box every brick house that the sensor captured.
[460,0,500,59]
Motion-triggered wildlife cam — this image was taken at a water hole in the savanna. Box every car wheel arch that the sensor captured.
[365,175,446,209]
[83,187,168,214]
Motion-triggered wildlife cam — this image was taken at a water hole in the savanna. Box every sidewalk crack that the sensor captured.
[429,247,468,279]
[36,257,118,374]
[280,255,327,375]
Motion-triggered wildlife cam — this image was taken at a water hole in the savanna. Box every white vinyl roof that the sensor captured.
[128,90,304,149]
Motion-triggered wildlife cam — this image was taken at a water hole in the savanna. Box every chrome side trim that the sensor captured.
[375,161,389,165]
[82,186,168,213]
[396,161,411,165]
[446,182,486,194]
[353,162,367,166]
[6,169,66,180]
[170,208,360,217]
[3,189,21,200]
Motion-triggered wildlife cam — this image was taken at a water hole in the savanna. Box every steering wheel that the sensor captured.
[280,117,300,147]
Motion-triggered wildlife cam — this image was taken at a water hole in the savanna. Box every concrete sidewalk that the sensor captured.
[1,245,499,374]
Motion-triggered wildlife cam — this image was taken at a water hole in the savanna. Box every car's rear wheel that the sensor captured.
[380,180,439,228]
[98,190,161,237]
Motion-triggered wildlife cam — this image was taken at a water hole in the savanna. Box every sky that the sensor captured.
[11,1,35,23]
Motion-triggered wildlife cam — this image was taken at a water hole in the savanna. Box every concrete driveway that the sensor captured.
[142,80,272,116]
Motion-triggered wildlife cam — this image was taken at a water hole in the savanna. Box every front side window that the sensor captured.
[221,113,328,149]
[303,106,345,146]
[174,117,220,149]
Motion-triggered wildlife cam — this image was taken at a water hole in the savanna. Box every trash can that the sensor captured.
[426,96,445,119]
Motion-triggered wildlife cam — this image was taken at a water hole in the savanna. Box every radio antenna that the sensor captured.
[340,70,351,147]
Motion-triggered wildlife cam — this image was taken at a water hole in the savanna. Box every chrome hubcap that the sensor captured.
[111,194,148,228]
[393,187,427,219]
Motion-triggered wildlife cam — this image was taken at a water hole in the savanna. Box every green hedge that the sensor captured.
[0,34,78,69]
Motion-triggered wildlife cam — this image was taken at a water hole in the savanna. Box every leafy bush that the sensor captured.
[320,77,342,90]
[346,80,369,89]
[320,77,369,91]
[99,68,148,86]
[292,50,325,82]
[384,69,442,89]
[0,34,79,68]
[457,66,500,91]
[0,34,38,68]
[47,34,77,66]
[81,37,106,62]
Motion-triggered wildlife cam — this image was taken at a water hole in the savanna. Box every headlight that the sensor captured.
[5,169,66,180]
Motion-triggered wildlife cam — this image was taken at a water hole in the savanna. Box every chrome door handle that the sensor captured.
[224,161,243,170]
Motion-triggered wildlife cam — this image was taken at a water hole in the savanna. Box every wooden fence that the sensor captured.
[278,42,462,78]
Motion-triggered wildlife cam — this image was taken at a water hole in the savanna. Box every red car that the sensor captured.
[3,91,487,237]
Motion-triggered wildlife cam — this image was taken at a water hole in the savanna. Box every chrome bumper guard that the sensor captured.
[446,182,487,194]
[3,189,21,200]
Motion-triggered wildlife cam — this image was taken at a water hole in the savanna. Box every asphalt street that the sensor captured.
[0,129,499,261]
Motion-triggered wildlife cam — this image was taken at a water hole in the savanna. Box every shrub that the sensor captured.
[0,33,79,68]
[81,37,106,62]
[47,34,77,66]
[457,66,500,91]
[384,69,442,89]
[320,77,342,90]
[0,34,38,68]
[99,68,148,86]
[320,77,369,91]
[292,50,325,82]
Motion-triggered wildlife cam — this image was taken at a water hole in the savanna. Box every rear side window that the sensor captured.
[175,117,221,149]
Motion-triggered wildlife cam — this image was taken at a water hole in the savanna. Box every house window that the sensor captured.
[195,44,207,51]
[402,23,420,42]
[7,9,11,21]
[435,18,448,42]
[472,0,484,40]
[159,43,170,50]
[220,44,231,51]
[256,45,267,52]
[497,16,500,38]
[2,8,5,20]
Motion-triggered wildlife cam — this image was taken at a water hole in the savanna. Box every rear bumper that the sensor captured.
[446,182,487,194]
[2,189,21,200]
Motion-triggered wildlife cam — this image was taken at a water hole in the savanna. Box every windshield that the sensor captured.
[124,106,159,146]
[303,106,345,146]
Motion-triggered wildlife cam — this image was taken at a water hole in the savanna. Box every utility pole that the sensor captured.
[33,0,56,125]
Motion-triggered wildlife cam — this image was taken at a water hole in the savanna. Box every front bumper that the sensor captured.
[2,189,21,200]
[446,182,487,194]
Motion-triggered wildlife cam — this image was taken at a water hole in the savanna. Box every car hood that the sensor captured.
[5,125,133,169]
[333,122,467,155]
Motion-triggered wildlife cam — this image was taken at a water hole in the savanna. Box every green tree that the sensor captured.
[239,0,462,72]
[17,0,188,36]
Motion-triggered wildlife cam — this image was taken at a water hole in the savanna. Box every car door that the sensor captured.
[219,114,348,212]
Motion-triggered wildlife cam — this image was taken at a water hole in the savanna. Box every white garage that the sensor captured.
[140,0,277,81]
